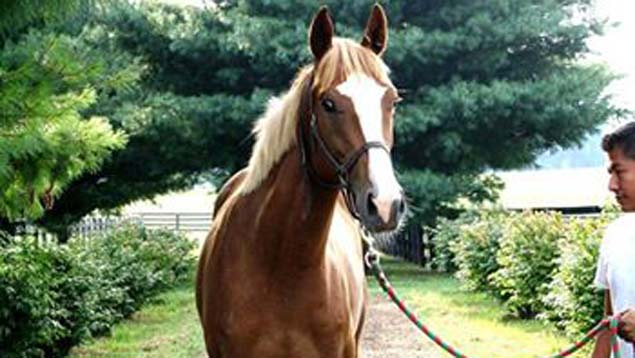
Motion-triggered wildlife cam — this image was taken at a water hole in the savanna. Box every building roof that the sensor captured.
[496,167,614,210]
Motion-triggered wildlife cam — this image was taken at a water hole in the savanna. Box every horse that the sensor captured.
[196,5,406,357]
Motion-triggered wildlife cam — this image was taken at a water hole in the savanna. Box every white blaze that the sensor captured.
[336,74,402,222]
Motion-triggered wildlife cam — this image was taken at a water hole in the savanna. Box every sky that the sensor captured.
[534,0,635,169]
[588,0,635,131]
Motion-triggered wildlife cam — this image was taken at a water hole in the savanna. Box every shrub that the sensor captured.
[432,211,478,273]
[542,211,617,337]
[451,209,511,294]
[0,224,196,357]
[70,224,196,318]
[490,211,564,318]
[0,238,65,357]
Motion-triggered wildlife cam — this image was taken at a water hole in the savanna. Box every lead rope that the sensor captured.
[363,244,622,358]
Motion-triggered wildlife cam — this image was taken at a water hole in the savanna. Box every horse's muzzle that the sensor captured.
[358,188,406,232]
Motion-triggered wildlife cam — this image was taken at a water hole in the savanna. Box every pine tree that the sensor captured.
[36,1,623,235]
[0,4,141,225]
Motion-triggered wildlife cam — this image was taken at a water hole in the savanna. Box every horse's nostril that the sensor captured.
[366,192,378,217]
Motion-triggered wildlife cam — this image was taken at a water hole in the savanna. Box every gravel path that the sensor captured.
[361,293,440,358]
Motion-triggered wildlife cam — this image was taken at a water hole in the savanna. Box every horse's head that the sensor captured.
[300,5,406,233]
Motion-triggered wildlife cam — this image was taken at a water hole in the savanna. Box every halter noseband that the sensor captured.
[297,78,391,219]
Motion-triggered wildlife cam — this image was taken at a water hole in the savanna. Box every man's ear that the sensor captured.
[309,6,334,61]
[361,4,388,56]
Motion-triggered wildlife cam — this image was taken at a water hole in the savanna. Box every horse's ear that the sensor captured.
[309,6,334,61]
[361,4,388,56]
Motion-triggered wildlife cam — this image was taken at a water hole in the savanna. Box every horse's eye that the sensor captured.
[321,98,337,113]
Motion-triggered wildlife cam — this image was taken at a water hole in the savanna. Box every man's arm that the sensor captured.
[592,290,613,358]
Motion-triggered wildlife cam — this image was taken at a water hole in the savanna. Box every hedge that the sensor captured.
[541,211,617,337]
[432,210,479,273]
[0,224,196,358]
[435,207,617,337]
[450,209,510,295]
[490,211,564,318]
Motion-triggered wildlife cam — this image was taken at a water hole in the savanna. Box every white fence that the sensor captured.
[70,212,212,239]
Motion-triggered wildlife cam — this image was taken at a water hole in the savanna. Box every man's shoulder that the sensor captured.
[609,213,635,228]
[604,213,635,242]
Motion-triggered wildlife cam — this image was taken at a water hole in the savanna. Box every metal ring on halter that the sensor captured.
[364,248,379,269]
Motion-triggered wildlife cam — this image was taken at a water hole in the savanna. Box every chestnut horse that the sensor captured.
[197,5,406,357]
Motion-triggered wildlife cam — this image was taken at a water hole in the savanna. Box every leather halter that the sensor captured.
[297,77,391,219]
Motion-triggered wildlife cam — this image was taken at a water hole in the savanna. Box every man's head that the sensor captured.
[603,122,635,211]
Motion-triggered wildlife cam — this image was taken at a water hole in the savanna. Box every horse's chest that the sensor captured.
[219,277,356,357]
[228,316,350,357]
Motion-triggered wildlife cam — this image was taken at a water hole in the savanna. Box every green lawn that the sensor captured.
[369,257,584,358]
[70,257,588,357]
[69,281,205,357]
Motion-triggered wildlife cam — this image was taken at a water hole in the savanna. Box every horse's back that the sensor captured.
[197,168,248,357]
[212,168,248,219]
[199,168,247,311]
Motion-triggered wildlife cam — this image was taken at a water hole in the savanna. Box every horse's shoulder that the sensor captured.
[213,168,248,219]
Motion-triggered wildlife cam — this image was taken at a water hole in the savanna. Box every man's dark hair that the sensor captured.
[602,121,635,159]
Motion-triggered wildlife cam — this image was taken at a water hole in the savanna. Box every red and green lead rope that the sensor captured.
[365,251,622,358]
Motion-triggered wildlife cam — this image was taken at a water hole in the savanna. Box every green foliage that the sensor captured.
[0,1,98,39]
[541,210,618,337]
[0,238,63,357]
[79,224,196,318]
[435,206,622,335]
[0,225,195,357]
[490,212,564,318]
[0,28,140,221]
[450,209,511,294]
[431,210,481,273]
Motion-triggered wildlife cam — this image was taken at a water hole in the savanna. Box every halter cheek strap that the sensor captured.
[297,79,391,219]
[309,114,389,189]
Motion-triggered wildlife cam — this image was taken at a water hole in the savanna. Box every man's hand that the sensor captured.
[619,308,635,343]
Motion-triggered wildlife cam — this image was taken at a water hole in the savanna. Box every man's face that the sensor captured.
[607,147,635,212]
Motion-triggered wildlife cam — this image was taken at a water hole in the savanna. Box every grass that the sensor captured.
[368,256,585,358]
[70,257,586,357]
[69,281,205,358]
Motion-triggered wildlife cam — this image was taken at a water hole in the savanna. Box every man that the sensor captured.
[593,121,635,358]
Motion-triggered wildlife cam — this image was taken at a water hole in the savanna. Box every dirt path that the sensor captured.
[361,292,440,358]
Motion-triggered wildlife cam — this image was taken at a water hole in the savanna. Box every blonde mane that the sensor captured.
[238,38,391,194]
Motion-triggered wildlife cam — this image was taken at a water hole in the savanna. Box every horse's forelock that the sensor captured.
[313,38,391,96]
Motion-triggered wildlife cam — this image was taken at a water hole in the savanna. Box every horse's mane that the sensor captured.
[238,38,391,195]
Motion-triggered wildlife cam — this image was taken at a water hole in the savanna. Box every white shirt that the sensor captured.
[595,213,635,358]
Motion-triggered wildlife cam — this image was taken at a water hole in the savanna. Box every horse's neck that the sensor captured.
[249,145,339,270]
